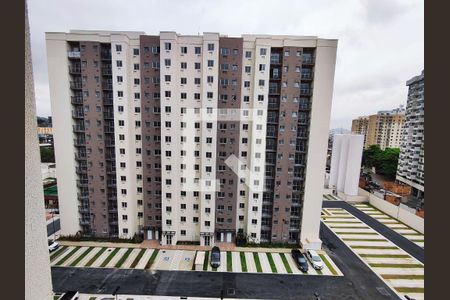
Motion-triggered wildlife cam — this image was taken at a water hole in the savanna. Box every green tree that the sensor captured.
[362,145,399,180]
[40,146,55,163]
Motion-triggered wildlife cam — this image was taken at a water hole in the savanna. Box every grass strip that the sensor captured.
[325,221,362,224]
[266,253,277,273]
[85,247,107,267]
[115,248,133,268]
[227,251,232,272]
[330,226,370,229]
[369,263,424,268]
[279,253,292,273]
[253,252,262,273]
[395,287,424,293]
[359,254,410,258]
[240,252,247,272]
[203,251,209,271]
[145,249,159,269]
[69,247,94,266]
[382,274,424,280]
[55,246,81,266]
[130,249,146,268]
[100,248,120,267]
[319,254,338,275]
[50,246,68,261]
[351,246,398,249]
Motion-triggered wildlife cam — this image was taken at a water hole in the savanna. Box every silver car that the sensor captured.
[306,249,324,270]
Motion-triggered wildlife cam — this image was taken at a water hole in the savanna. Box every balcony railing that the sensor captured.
[79,218,90,225]
[75,152,87,160]
[302,57,315,65]
[73,139,86,146]
[107,180,117,187]
[105,153,115,160]
[70,81,83,90]
[103,96,113,106]
[105,140,115,147]
[301,73,313,80]
[71,96,83,105]
[101,51,112,60]
[104,126,114,133]
[72,110,84,118]
[78,206,89,213]
[101,67,112,75]
[77,192,89,199]
[106,167,116,174]
[300,89,312,96]
[102,82,113,90]
[69,65,81,74]
[77,180,89,187]
[103,112,114,119]
[269,88,280,95]
[68,51,81,58]
[268,101,280,109]
[73,125,85,132]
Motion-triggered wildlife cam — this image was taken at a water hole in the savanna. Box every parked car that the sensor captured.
[291,249,309,272]
[305,249,324,270]
[48,240,59,252]
[210,246,221,268]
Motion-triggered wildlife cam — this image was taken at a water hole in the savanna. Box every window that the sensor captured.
[181,62,187,69]
[118,120,124,126]
[116,60,123,67]
[284,50,290,56]
[165,75,171,82]
[259,80,265,86]
[116,44,122,52]
[244,81,250,87]
[205,221,211,227]
[207,60,214,67]
[166,219,172,225]
[221,63,229,71]
[195,46,201,54]
[117,76,123,83]
[133,48,139,55]
[193,217,199,223]
[207,76,214,83]
[134,63,139,70]
[164,59,171,66]
[181,46,187,54]
[195,62,201,70]
[207,43,214,51]
[260,48,267,55]
[165,91,171,97]
[245,51,252,58]
[245,66,251,73]
[120,148,125,155]
[220,48,230,55]
[207,92,213,99]
[134,78,140,85]
[243,96,249,102]
[165,42,171,50]
[259,64,265,71]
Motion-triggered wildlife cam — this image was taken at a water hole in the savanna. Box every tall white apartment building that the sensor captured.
[396,70,424,203]
[46,31,337,250]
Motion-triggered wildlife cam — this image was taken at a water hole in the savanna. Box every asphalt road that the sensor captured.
[323,200,424,263]
[51,224,400,299]
[47,218,60,238]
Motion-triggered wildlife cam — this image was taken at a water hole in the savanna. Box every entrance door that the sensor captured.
[226,232,232,242]
[204,236,210,246]
[147,230,152,240]
[166,235,172,245]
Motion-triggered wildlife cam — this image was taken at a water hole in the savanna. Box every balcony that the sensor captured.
[101,50,112,60]
[267,117,279,124]
[78,206,89,213]
[300,89,312,96]
[77,179,88,187]
[298,103,310,110]
[102,81,113,91]
[73,138,86,146]
[79,218,90,225]
[103,96,113,106]
[106,167,116,174]
[301,73,313,81]
[101,67,112,76]
[107,180,116,187]
[110,220,119,225]
[108,207,118,213]
[298,118,309,125]
[105,153,115,160]
[73,125,85,132]
[268,101,280,109]
[70,81,82,90]
[77,192,89,199]
[71,96,83,105]
[68,51,81,59]
[269,88,280,95]
[69,65,81,74]
[302,57,315,65]
[104,126,114,133]
[75,152,87,160]
[103,112,114,119]
[107,194,117,200]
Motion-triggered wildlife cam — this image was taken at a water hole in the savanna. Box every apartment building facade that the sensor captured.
[351,106,405,150]
[47,31,337,249]
[396,70,424,202]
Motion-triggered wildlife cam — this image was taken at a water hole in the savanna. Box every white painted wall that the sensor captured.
[46,35,80,236]
[300,39,338,250]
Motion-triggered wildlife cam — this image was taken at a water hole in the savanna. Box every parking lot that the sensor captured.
[352,203,424,248]
[50,244,342,276]
[322,207,424,300]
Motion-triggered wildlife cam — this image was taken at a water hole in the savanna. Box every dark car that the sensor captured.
[291,249,308,272]
[210,246,221,268]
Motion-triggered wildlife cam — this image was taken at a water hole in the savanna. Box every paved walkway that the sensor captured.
[323,200,424,264]
[322,207,424,300]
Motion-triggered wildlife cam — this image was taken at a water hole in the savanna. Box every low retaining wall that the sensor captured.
[357,188,424,234]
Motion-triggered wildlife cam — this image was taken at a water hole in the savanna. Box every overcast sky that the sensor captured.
[28,0,423,130]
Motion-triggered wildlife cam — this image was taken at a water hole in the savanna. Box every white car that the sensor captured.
[48,240,59,252]
[306,249,324,270]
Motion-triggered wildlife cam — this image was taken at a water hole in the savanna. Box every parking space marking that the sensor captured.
[51,246,75,266]
[121,248,141,269]
[244,252,256,273]
[106,248,128,268]
[135,249,154,269]
[217,251,227,272]
[61,247,89,267]
[258,252,271,273]
[284,253,302,274]
[272,253,287,274]
[90,248,114,268]
[178,250,195,271]
[78,247,102,267]
[231,251,241,273]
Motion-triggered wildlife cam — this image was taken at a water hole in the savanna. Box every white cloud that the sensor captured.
[28,0,423,129]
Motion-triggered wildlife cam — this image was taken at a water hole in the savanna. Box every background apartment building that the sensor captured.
[396,70,424,204]
[351,106,405,150]
[47,31,337,249]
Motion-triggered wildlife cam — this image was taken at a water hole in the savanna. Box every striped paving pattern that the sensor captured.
[352,203,424,248]
[322,207,424,300]
[50,245,343,277]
